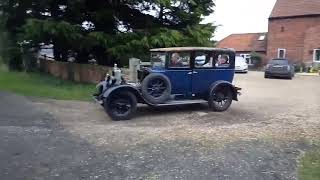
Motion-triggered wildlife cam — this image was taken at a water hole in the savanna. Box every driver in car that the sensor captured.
[171,53,183,67]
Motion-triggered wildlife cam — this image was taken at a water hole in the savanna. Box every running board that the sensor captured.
[93,95,207,107]
[155,99,207,106]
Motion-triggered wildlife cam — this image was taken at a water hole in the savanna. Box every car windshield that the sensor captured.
[270,59,289,65]
[151,52,166,68]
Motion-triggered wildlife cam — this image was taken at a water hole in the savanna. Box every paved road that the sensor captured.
[0,72,319,180]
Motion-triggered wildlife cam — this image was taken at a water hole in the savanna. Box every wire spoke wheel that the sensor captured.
[141,73,172,104]
[213,92,229,107]
[147,78,167,98]
[104,91,137,121]
[209,87,233,112]
[110,99,132,116]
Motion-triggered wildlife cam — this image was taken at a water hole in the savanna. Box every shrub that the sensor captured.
[6,47,23,71]
[250,51,263,68]
[22,47,38,72]
[0,30,23,71]
[310,64,320,73]
[294,63,306,72]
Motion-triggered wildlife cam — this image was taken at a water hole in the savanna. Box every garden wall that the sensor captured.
[39,58,129,84]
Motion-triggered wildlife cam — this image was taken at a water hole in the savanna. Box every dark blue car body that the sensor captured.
[147,47,236,99]
[96,47,241,120]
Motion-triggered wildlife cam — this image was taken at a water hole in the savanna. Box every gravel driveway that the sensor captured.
[0,72,319,180]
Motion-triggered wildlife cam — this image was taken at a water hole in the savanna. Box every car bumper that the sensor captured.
[265,71,291,77]
[235,68,248,73]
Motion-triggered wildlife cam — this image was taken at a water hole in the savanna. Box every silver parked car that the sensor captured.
[264,59,295,79]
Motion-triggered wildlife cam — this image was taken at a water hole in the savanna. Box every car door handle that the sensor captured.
[188,71,198,75]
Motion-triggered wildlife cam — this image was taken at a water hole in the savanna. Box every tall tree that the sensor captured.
[1,0,217,67]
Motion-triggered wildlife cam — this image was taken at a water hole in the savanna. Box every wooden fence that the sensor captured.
[39,58,129,84]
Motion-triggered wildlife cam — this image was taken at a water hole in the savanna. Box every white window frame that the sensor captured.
[240,53,253,65]
[277,48,286,58]
[258,35,265,41]
[313,49,320,62]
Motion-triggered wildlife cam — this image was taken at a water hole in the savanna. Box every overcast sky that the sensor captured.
[203,0,277,41]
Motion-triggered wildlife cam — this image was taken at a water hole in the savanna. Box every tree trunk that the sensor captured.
[75,50,89,64]
[53,41,62,61]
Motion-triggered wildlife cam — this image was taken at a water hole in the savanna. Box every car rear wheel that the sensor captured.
[209,86,233,112]
[104,91,137,121]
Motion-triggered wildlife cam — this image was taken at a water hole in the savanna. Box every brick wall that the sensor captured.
[303,25,320,63]
[39,58,129,84]
[267,16,320,63]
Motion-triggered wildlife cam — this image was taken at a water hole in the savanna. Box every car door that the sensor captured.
[191,51,215,97]
[163,51,193,98]
[192,51,235,97]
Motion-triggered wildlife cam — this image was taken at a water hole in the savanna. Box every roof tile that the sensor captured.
[270,0,320,18]
[217,33,267,52]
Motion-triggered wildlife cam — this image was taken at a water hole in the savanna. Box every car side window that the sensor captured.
[215,53,230,68]
[194,52,213,68]
[169,52,190,68]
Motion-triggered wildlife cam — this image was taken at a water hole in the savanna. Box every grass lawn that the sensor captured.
[0,67,95,101]
[299,148,320,180]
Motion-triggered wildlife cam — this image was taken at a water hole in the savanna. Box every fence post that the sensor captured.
[129,58,141,82]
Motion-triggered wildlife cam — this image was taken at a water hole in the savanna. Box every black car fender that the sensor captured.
[103,85,143,103]
[209,81,240,101]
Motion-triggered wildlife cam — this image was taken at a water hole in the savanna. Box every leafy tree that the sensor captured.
[250,51,263,67]
[1,0,217,68]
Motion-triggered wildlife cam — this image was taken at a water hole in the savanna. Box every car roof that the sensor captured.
[150,47,235,53]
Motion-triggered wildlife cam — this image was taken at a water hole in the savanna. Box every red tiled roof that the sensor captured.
[217,33,267,52]
[270,0,320,18]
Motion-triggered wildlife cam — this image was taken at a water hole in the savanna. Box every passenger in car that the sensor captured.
[216,55,230,67]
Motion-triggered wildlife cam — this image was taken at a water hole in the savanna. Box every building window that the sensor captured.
[314,49,320,62]
[240,54,253,65]
[278,49,286,58]
[258,35,265,41]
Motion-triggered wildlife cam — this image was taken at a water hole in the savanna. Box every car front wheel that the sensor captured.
[104,91,137,121]
[208,87,233,112]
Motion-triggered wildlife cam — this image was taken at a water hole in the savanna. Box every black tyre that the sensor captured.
[264,74,270,79]
[104,91,137,121]
[209,86,233,112]
[141,73,172,104]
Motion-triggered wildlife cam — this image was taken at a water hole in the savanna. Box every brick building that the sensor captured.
[218,0,320,66]
[267,0,320,65]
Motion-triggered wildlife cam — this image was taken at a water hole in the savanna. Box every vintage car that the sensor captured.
[93,47,241,120]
